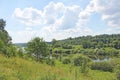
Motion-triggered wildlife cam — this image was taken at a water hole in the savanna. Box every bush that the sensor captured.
[62,57,71,64]
[73,54,91,66]
[90,61,114,72]
[116,71,120,80]
[6,45,18,57]
[115,64,120,80]
[46,59,55,66]
[65,50,71,54]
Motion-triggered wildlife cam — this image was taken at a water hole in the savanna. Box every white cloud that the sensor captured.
[43,2,65,25]
[12,1,94,42]
[88,0,120,27]
[13,2,82,29]
[13,7,42,26]
[11,0,120,43]
[25,27,33,31]
[59,5,81,29]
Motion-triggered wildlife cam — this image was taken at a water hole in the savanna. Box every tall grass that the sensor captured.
[0,54,116,80]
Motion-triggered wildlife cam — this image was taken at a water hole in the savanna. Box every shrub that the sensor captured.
[73,54,91,73]
[46,58,55,66]
[73,54,91,66]
[5,45,18,57]
[65,50,71,54]
[62,57,71,64]
[115,64,120,80]
[90,61,114,72]
[116,71,120,80]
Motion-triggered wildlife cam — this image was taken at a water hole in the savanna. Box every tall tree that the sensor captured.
[0,19,6,30]
[52,39,57,48]
[26,37,48,61]
[0,19,12,45]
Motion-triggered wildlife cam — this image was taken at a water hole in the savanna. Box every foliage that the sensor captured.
[0,19,6,30]
[62,57,71,64]
[73,54,91,66]
[0,54,116,80]
[26,37,48,61]
[62,44,72,49]
[56,34,120,49]
[90,61,114,72]
[46,58,55,66]
[0,19,12,45]
[115,63,120,80]
[0,39,6,53]
[5,45,18,57]
[0,19,14,57]
[17,47,24,58]
[52,39,61,48]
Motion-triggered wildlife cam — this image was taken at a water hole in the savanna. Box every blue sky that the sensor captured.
[0,0,120,43]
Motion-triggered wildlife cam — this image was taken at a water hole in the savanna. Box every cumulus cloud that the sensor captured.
[43,2,81,30]
[11,0,120,43]
[43,2,65,25]
[13,2,82,29]
[13,7,42,26]
[59,5,81,29]
[12,1,94,42]
[88,0,120,27]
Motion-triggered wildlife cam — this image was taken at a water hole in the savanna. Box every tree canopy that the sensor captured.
[0,19,12,45]
[0,19,6,30]
[26,37,48,61]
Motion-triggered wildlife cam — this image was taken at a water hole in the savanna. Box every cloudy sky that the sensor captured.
[0,0,120,43]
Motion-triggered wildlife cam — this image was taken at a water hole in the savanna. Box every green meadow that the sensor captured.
[0,54,117,80]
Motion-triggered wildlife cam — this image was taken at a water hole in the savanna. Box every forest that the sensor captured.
[0,19,120,80]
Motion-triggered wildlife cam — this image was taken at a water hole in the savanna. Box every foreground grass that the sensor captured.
[0,54,116,80]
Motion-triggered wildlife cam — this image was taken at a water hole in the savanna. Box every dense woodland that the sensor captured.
[55,34,120,49]
[0,19,120,80]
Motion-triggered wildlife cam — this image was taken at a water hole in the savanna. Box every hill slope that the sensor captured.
[57,34,120,49]
[0,54,116,80]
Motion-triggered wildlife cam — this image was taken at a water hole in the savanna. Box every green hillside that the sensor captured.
[56,34,120,49]
[0,54,117,80]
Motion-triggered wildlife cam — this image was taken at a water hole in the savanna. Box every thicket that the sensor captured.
[90,61,114,72]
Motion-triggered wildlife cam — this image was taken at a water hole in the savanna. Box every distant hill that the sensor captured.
[14,34,120,49]
[15,43,27,47]
[56,34,120,49]
[15,42,51,47]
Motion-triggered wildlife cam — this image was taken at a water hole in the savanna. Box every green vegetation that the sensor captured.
[0,54,117,80]
[0,18,120,80]
[25,37,48,62]
[90,61,114,72]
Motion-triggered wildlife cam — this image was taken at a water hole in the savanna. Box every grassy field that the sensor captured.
[0,54,116,80]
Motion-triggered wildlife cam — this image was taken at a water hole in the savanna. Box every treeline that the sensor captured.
[55,34,120,49]
[50,35,120,60]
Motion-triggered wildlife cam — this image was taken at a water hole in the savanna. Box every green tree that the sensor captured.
[5,45,17,57]
[0,19,12,56]
[73,54,91,66]
[17,47,24,58]
[73,54,91,73]
[26,37,48,61]
[0,39,5,53]
[0,19,6,30]
[0,19,12,45]
[113,40,120,49]
[52,39,57,48]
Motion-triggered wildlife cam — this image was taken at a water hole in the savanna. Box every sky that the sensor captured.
[0,0,120,43]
